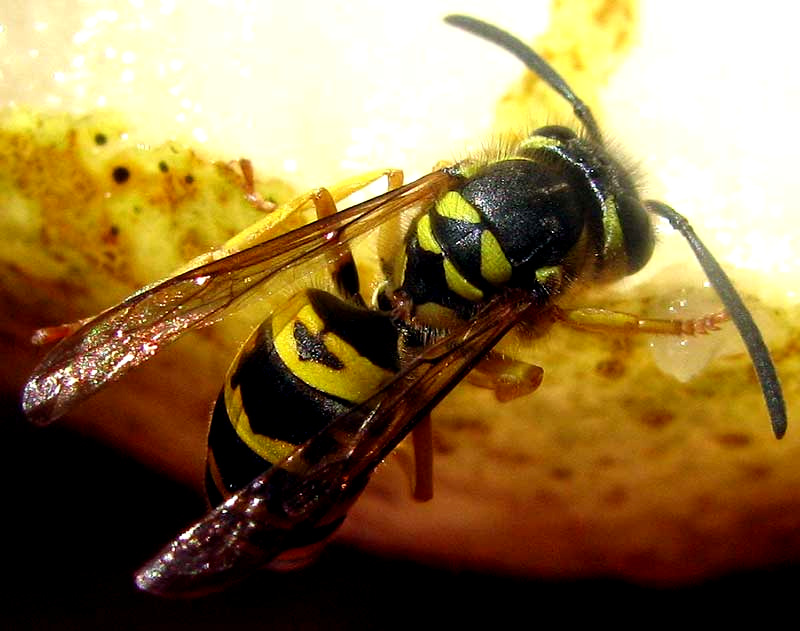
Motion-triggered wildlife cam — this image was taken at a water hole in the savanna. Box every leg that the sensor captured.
[551,305,729,336]
[392,413,434,502]
[30,317,94,346]
[411,415,434,501]
[177,167,404,273]
[466,350,544,402]
[305,170,404,301]
[454,304,728,405]
[220,158,278,214]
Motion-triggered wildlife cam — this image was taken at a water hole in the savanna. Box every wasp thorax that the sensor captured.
[456,159,587,287]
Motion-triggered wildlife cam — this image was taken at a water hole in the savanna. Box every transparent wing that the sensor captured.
[22,171,455,425]
[135,293,536,596]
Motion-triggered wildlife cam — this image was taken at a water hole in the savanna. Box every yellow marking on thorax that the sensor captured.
[518,135,562,152]
[480,231,512,285]
[435,191,481,223]
[443,258,483,302]
[416,214,442,254]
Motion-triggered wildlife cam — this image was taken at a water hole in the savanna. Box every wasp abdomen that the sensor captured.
[205,289,399,504]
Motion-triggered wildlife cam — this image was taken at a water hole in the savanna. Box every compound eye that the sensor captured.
[618,196,655,274]
[533,125,577,142]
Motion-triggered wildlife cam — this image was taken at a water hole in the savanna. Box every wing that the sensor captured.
[134,293,536,596]
[22,170,456,425]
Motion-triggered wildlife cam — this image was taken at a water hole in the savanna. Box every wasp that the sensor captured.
[21,15,786,597]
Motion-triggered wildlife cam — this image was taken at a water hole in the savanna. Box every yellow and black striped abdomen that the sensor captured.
[205,289,400,506]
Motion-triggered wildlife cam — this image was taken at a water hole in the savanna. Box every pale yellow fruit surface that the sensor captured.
[2,0,798,584]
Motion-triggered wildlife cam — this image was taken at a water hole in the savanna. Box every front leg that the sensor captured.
[178,167,405,273]
[466,350,545,402]
[551,305,729,336]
